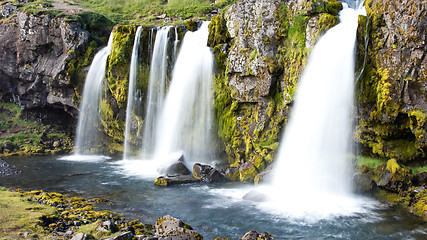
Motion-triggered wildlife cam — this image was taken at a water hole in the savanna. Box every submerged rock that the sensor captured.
[193,163,226,183]
[242,190,267,202]
[154,175,199,187]
[0,159,21,177]
[155,215,203,240]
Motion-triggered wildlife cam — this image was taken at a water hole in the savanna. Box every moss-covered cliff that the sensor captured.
[355,0,427,162]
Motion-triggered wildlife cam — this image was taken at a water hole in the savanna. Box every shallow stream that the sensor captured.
[1,155,426,239]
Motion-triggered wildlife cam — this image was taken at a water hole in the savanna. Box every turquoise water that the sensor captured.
[1,155,426,239]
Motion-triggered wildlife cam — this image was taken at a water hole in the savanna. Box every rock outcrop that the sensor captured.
[0,10,89,120]
[356,0,427,162]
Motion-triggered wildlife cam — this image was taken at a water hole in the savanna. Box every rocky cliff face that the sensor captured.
[210,0,343,182]
[0,10,89,123]
[356,0,427,162]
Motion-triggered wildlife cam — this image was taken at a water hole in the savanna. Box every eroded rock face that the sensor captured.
[0,10,90,120]
[225,0,280,102]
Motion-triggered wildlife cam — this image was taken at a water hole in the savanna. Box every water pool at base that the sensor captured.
[1,155,426,239]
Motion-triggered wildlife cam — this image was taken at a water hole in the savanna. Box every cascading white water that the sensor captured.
[73,34,113,156]
[153,22,214,170]
[141,26,172,157]
[259,3,367,220]
[123,26,144,160]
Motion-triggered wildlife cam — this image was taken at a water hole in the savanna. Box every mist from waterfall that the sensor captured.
[123,26,144,160]
[69,34,113,160]
[141,26,172,157]
[152,22,214,171]
[257,3,368,220]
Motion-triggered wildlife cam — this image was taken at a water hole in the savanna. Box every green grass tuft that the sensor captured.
[355,155,386,169]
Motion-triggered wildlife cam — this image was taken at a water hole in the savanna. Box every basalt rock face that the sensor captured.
[210,0,342,182]
[356,0,427,162]
[0,10,91,123]
[225,0,280,102]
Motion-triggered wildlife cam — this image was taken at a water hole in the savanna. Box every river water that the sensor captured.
[1,155,426,239]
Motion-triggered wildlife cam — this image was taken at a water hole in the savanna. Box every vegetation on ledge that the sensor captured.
[0,102,73,157]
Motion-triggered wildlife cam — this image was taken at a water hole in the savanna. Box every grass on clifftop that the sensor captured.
[0,187,55,239]
[75,0,235,25]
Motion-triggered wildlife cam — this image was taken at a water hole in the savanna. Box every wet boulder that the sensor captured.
[241,230,274,240]
[242,190,267,202]
[159,153,191,175]
[154,175,199,187]
[155,215,203,240]
[193,163,226,183]
[353,166,376,193]
[254,165,273,184]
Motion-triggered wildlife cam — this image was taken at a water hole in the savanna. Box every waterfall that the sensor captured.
[123,26,144,160]
[260,3,367,220]
[141,27,172,157]
[153,22,214,170]
[73,34,113,157]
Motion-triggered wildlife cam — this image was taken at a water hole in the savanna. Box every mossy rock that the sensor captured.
[372,158,412,192]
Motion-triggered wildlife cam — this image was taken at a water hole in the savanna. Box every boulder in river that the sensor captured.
[159,152,192,175]
[193,163,226,183]
[0,159,21,177]
[242,190,267,202]
[154,175,200,187]
[241,229,274,240]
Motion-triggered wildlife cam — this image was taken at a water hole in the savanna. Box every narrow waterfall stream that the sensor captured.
[141,27,172,158]
[62,34,113,161]
[123,26,144,160]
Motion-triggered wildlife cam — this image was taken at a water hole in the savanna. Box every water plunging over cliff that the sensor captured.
[65,34,113,160]
[141,27,172,157]
[123,26,144,160]
[260,3,367,220]
[153,22,214,171]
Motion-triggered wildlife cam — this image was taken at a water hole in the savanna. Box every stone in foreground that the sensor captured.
[155,215,203,240]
